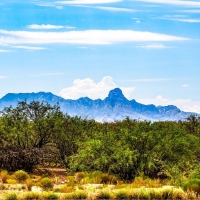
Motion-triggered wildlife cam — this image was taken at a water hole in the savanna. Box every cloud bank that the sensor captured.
[0,30,188,46]
[60,76,135,100]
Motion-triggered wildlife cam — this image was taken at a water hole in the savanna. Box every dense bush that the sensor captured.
[0,100,200,182]
[95,190,113,199]
[13,170,30,183]
[183,179,200,195]
[39,177,53,191]
[5,193,18,200]
[42,192,59,200]
[23,192,40,200]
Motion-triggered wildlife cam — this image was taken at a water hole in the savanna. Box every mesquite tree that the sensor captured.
[0,100,62,171]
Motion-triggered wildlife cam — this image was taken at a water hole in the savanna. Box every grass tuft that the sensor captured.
[5,193,19,200]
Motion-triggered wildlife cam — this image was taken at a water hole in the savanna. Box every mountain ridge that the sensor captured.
[0,88,194,122]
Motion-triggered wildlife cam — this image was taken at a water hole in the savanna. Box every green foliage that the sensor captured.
[64,191,87,199]
[6,179,17,184]
[115,190,129,199]
[39,177,53,191]
[189,164,200,179]
[0,100,200,182]
[132,176,161,188]
[75,172,86,183]
[23,192,40,200]
[183,179,200,195]
[57,184,75,193]
[13,170,30,183]
[71,191,87,199]
[95,190,113,199]
[6,193,18,200]
[42,192,59,200]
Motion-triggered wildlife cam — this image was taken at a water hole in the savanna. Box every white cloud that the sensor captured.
[138,95,200,113]
[32,2,64,9]
[12,46,47,50]
[0,30,188,46]
[175,18,200,23]
[137,44,171,49]
[60,76,135,100]
[0,49,12,52]
[137,0,200,7]
[162,17,200,23]
[181,9,200,13]
[56,0,122,5]
[96,6,134,12]
[82,5,135,12]
[182,84,189,88]
[28,24,64,29]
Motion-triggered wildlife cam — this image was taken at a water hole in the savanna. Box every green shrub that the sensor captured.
[95,190,113,199]
[183,179,200,195]
[71,191,87,199]
[64,191,87,199]
[64,193,73,199]
[57,184,75,193]
[132,176,161,188]
[115,190,129,199]
[23,192,40,200]
[148,189,162,199]
[6,193,18,200]
[101,174,118,184]
[75,172,86,183]
[66,176,75,184]
[39,177,53,191]
[91,171,103,183]
[91,170,103,176]
[42,192,59,200]
[6,179,17,184]
[13,170,30,183]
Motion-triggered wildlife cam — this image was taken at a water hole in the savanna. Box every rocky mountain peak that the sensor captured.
[108,88,127,100]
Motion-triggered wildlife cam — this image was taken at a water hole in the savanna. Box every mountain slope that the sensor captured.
[0,88,193,122]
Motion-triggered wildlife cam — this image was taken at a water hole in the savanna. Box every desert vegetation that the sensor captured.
[0,100,200,199]
[0,169,199,200]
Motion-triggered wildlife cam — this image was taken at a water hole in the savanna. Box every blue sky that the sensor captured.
[0,0,200,113]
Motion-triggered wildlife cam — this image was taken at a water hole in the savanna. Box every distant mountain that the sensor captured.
[0,88,194,122]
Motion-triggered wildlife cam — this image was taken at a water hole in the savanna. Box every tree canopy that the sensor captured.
[0,101,200,182]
